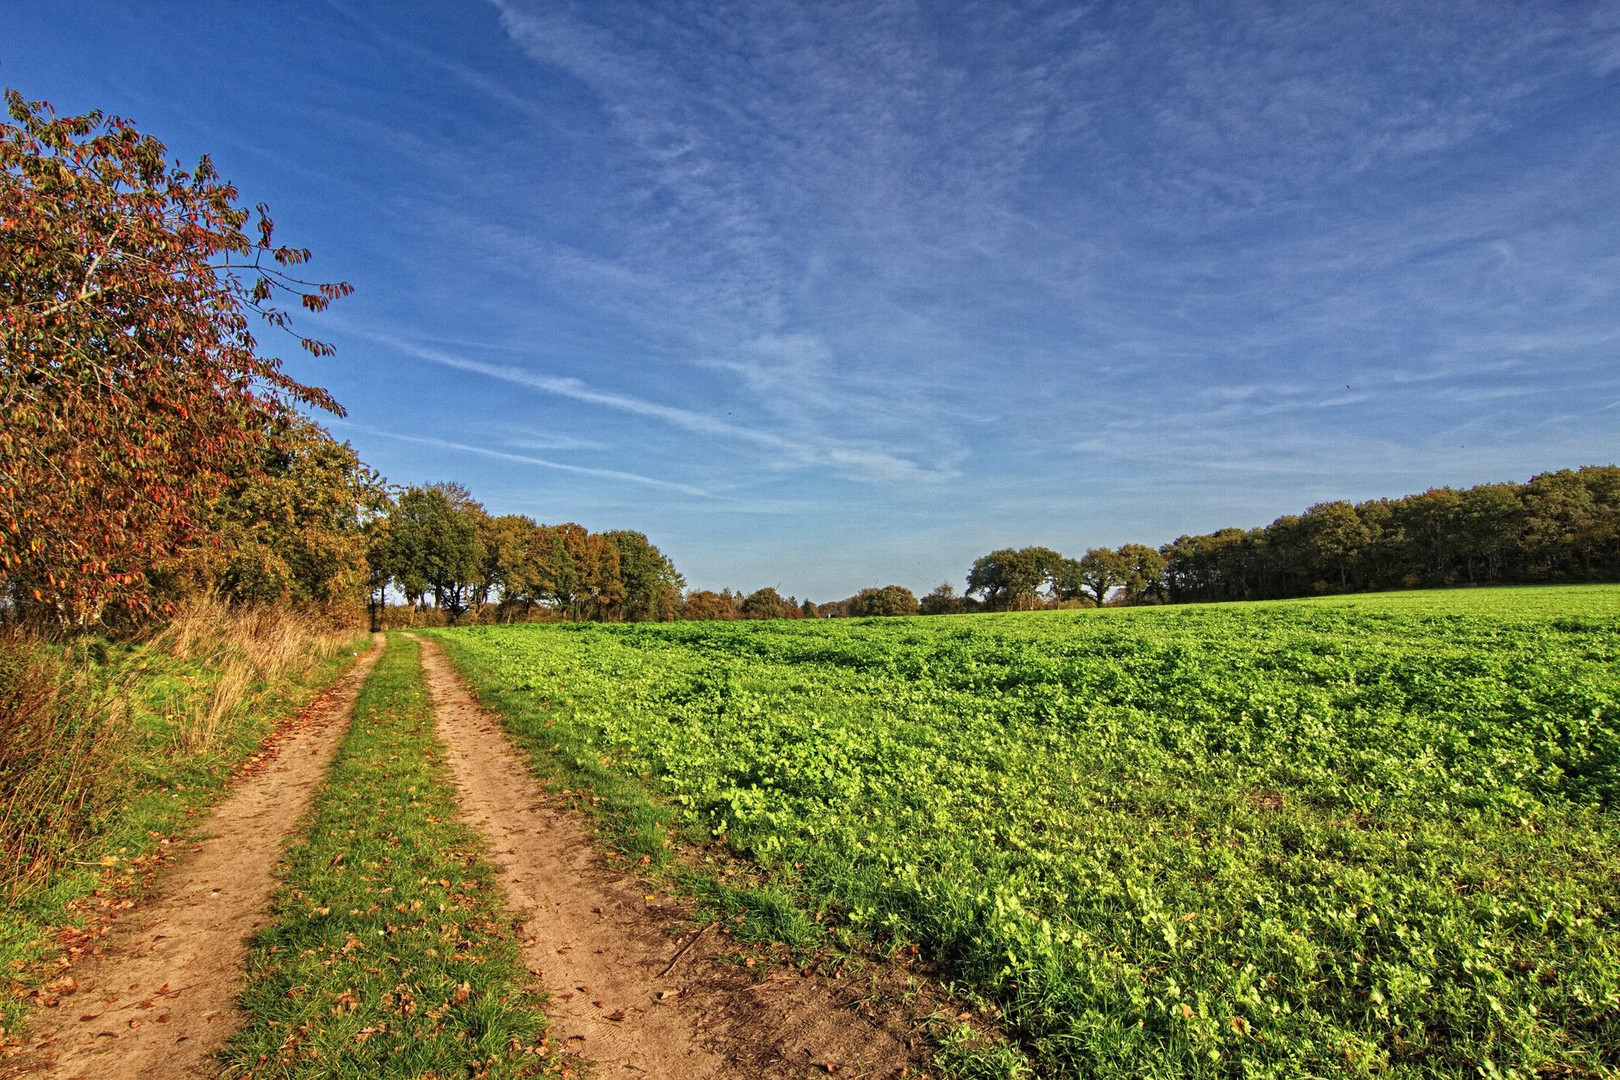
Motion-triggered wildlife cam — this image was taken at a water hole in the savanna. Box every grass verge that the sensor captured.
[222,633,554,1079]
[0,600,365,1044]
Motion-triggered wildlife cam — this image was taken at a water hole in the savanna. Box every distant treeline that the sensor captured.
[378,466,1619,628]
[369,484,931,627]
[367,483,684,629]
[954,465,1620,612]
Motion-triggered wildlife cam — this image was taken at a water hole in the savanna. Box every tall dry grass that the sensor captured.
[151,597,358,753]
[0,597,362,896]
[0,637,129,895]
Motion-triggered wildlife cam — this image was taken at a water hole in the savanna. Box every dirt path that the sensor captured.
[415,637,922,1080]
[4,635,385,1080]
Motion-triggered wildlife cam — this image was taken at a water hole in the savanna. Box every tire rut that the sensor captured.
[3,634,385,1080]
[415,635,921,1080]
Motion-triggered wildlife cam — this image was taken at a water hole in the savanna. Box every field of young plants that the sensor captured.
[432,586,1620,1079]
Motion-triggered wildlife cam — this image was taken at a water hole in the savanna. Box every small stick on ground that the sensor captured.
[657,922,717,979]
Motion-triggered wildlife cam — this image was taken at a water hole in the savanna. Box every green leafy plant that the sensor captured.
[432,586,1620,1079]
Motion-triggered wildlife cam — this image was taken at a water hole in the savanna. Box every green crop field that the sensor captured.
[431,586,1620,1079]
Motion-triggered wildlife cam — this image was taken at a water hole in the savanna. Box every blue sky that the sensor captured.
[7,1,1618,599]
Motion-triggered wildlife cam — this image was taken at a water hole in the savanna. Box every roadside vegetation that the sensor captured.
[0,598,364,1041]
[1,89,380,1042]
[433,586,1620,1079]
[224,635,551,1079]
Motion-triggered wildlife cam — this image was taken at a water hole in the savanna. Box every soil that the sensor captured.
[414,636,928,1080]
[1,635,385,1080]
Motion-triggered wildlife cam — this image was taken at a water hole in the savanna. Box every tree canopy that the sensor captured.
[1,90,351,625]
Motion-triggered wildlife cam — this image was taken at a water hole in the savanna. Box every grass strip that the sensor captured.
[1,612,365,1042]
[223,633,553,1079]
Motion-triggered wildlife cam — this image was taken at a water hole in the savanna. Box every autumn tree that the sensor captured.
[680,589,739,621]
[548,523,623,620]
[0,90,351,626]
[478,514,543,621]
[159,418,386,615]
[740,587,787,619]
[606,530,684,621]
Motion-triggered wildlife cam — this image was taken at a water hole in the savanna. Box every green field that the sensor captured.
[431,586,1620,1078]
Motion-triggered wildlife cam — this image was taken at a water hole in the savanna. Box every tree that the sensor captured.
[800,598,820,618]
[390,484,482,623]
[362,512,395,632]
[478,514,542,621]
[966,547,1061,610]
[740,587,787,619]
[852,585,919,617]
[1074,547,1130,607]
[1302,501,1375,590]
[606,530,684,621]
[1,90,351,626]
[160,418,385,614]
[919,582,963,615]
[1117,543,1167,604]
[680,590,738,621]
[525,525,578,615]
[549,523,623,620]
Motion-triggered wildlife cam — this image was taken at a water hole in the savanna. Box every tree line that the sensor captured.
[952,466,1620,612]
[364,482,683,629]
[362,485,943,628]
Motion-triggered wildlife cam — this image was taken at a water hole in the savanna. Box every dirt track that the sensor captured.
[415,636,921,1080]
[3,635,384,1080]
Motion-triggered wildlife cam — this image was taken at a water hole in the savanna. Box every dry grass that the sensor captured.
[0,637,129,896]
[0,596,361,895]
[151,597,356,753]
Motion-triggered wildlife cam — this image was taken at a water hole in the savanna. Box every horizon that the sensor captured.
[6,1,1618,598]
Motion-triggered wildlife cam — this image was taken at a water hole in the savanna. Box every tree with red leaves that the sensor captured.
[0,89,352,626]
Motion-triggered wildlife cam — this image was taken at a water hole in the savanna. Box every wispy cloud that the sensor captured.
[336,421,717,497]
[362,330,959,484]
